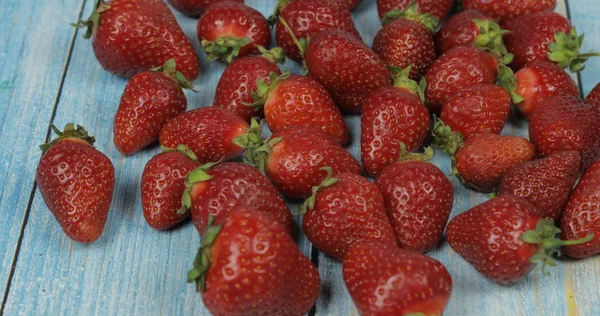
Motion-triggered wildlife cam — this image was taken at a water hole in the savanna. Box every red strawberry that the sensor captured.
[158,107,249,164]
[250,72,348,144]
[113,59,193,155]
[424,46,499,113]
[166,0,242,17]
[305,30,391,113]
[585,82,600,110]
[377,0,454,21]
[343,241,452,315]
[328,0,362,10]
[36,124,115,243]
[188,208,320,315]
[361,68,431,176]
[141,145,200,230]
[300,169,397,259]
[213,47,284,122]
[499,151,581,221]
[529,95,600,169]
[197,1,270,63]
[375,156,453,252]
[562,160,600,258]
[454,133,536,192]
[273,0,360,62]
[73,0,200,80]
[446,194,591,284]
[463,0,556,22]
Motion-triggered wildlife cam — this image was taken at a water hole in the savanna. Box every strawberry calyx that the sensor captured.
[398,143,434,162]
[381,2,439,33]
[548,28,600,73]
[40,123,96,154]
[497,63,525,104]
[389,66,427,102]
[188,215,222,292]
[258,46,286,64]
[431,116,464,159]
[179,163,218,215]
[71,0,110,39]
[232,119,282,171]
[150,59,196,91]
[267,0,293,25]
[278,17,309,64]
[248,71,291,111]
[472,19,510,59]
[161,144,199,161]
[201,37,253,64]
[299,167,339,215]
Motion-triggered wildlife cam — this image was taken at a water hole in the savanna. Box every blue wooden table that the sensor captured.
[1,0,600,315]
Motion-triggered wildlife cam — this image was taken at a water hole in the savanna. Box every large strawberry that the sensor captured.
[188,208,320,315]
[197,1,270,63]
[74,0,200,80]
[463,0,555,23]
[343,241,452,315]
[377,0,454,21]
[585,83,600,110]
[141,145,199,230]
[158,107,250,164]
[300,169,397,259]
[37,124,115,243]
[446,194,591,284]
[305,30,391,113]
[166,0,242,17]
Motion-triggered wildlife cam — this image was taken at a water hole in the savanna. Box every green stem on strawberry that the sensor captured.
[431,116,464,159]
[278,17,308,66]
[71,0,110,39]
[389,65,427,102]
[232,119,283,171]
[472,18,510,59]
[257,46,286,64]
[201,37,252,64]
[39,123,96,153]
[161,144,199,161]
[381,2,439,33]
[549,28,600,73]
[299,167,339,215]
[497,63,525,104]
[179,163,217,215]
[247,71,291,111]
[397,142,434,162]
[188,215,222,292]
[267,0,293,26]
[150,59,196,91]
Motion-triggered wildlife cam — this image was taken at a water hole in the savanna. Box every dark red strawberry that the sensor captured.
[141,145,200,230]
[454,133,536,192]
[585,82,600,110]
[463,0,556,22]
[73,0,200,80]
[328,0,362,10]
[188,208,320,315]
[166,0,242,17]
[300,169,396,259]
[446,194,591,284]
[377,0,453,21]
[197,1,271,63]
[36,124,115,243]
[361,68,431,176]
[213,47,284,122]
[158,107,249,164]
[343,241,452,315]
[529,95,600,169]
[305,30,391,113]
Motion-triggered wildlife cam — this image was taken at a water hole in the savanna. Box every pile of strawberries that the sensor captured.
[34,0,600,314]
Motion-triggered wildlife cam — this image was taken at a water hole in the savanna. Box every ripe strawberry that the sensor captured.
[463,0,556,23]
[343,241,452,315]
[454,133,536,192]
[446,194,591,284]
[250,72,348,144]
[166,0,242,17]
[197,1,270,63]
[499,151,581,221]
[188,208,320,315]
[529,95,600,169]
[300,169,396,259]
[141,145,199,230]
[377,0,454,21]
[36,124,115,243]
[73,0,200,80]
[273,0,360,62]
[158,107,249,164]
[305,30,391,113]
[113,59,192,155]
[562,160,600,258]
[329,0,362,10]
[585,82,600,110]
[424,46,498,113]
[213,47,284,122]
[361,68,431,176]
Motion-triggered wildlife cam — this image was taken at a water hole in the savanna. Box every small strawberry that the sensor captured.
[305,30,391,113]
[463,0,556,23]
[300,169,397,259]
[158,107,250,164]
[585,82,600,110]
[197,1,271,63]
[343,241,452,315]
[36,124,115,243]
[446,194,592,284]
[166,0,242,17]
[73,0,200,80]
[188,208,320,315]
[377,0,454,21]
[141,145,200,230]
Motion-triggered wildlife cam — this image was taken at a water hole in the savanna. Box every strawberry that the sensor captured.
[446,194,592,284]
[197,1,271,63]
[213,47,284,122]
[300,169,397,259]
[113,59,193,155]
[188,208,320,315]
[305,30,391,113]
[462,0,556,23]
[36,124,115,243]
[141,145,200,230]
[73,0,200,80]
[250,72,348,144]
[329,0,362,10]
[361,68,431,176]
[529,95,600,169]
[585,82,600,110]
[562,160,600,258]
[499,151,581,221]
[158,107,249,164]
[343,241,452,315]
[166,0,242,17]
[454,133,536,192]
[377,0,454,21]
[273,0,360,62]
[424,46,499,113]
[375,153,453,252]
